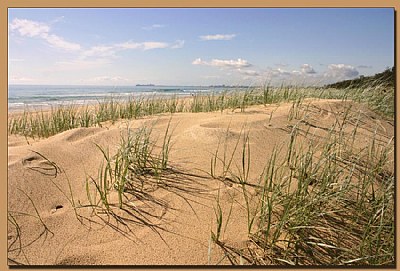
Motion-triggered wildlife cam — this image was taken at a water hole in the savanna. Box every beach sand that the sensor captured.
[7,99,394,265]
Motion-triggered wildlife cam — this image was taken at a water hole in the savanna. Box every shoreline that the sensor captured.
[8,93,196,113]
[7,94,200,118]
[8,85,252,114]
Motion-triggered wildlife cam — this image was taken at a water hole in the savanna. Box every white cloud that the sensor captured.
[111,40,183,53]
[211,59,251,68]
[200,34,236,41]
[141,41,169,50]
[171,40,185,49]
[10,18,81,51]
[80,39,183,61]
[116,42,142,50]
[41,33,81,51]
[291,70,302,75]
[269,68,291,77]
[192,58,206,65]
[142,24,166,30]
[301,64,316,74]
[192,58,251,69]
[82,45,118,58]
[237,69,260,76]
[10,18,183,64]
[10,18,49,37]
[325,64,359,79]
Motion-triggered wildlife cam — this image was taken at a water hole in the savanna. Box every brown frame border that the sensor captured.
[1,1,398,270]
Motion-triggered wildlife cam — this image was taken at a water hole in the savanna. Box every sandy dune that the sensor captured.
[7,99,394,265]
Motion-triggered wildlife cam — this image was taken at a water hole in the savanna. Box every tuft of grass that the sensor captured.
[208,101,394,266]
[86,119,174,212]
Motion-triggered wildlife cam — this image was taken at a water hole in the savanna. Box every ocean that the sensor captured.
[8,85,229,111]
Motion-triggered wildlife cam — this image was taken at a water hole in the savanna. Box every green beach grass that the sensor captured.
[8,83,394,139]
[207,101,394,265]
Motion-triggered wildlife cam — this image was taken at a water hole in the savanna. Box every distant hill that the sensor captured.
[325,67,394,89]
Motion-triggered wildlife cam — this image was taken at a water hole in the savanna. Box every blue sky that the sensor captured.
[8,8,394,86]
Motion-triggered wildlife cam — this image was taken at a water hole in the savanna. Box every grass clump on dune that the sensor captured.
[207,97,394,266]
[85,119,174,212]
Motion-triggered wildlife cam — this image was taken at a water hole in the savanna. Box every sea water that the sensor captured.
[8,85,228,111]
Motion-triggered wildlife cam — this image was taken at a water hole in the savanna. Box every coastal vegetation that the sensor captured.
[8,71,394,139]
